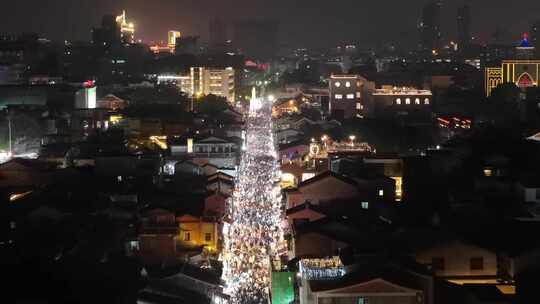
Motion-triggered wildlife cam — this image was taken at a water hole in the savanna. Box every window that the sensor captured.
[396,98,401,105]
[335,94,343,99]
[415,98,420,104]
[405,98,411,104]
[205,233,212,242]
[335,82,341,87]
[470,257,484,270]
[378,189,384,196]
[432,257,445,271]
[361,202,369,209]
[184,232,191,241]
[356,103,362,110]
[424,98,430,105]
[346,94,354,99]
[345,81,351,87]
[356,92,361,98]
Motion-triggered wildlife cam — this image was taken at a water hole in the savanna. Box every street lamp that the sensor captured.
[321,135,329,149]
[349,135,356,147]
[268,95,275,102]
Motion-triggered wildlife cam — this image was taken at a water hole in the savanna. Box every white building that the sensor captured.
[157,67,235,103]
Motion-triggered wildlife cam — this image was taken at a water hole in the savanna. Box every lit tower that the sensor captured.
[116,10,135,44]
[457,5,472,51]
[168,30,182,50]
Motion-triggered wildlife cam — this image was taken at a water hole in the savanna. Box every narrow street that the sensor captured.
[221,93,285,304]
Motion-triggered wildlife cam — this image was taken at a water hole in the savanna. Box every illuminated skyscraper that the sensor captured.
[168,31,181,50]
[420,0,443,51]
[116,10,135,44]
[457,5,471,51]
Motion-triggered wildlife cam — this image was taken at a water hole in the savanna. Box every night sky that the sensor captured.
[2,0,540,48]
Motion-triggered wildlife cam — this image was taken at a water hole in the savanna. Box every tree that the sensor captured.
[194,94,230,115]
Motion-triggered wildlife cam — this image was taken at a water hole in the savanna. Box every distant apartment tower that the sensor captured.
[168,31,181,50]
[457,5,472,50]
[328,75,365,120]
[175,36,199,55]
[532,21,540,56]
[233,19,277,60]
[209,17,227,47]
[420,0,443,51]
[91,14,121,47]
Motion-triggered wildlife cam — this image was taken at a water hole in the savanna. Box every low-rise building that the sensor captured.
[176,214,219,254]
[369,86,433,125]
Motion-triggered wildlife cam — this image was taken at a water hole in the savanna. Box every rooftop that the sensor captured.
[373,87,432,96]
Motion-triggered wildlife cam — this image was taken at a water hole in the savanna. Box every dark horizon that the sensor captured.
[1,0,540,48]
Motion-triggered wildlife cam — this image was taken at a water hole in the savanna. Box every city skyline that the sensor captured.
[2,0,540,48]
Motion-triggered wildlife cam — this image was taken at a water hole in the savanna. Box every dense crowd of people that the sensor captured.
[221,99,285,304]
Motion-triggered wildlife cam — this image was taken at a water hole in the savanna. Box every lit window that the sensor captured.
[335,82,341,87]
[356,92,361,98]
[205,233,212,242]
[415,98,420,104]
[405,98,411,104]
[346,94,354,99]
[356,103,362,110]
[335,94,343,99]
[424,98,430,105]
[357,81,361,86]
[345,81,351,87]
[378,189,384,196]
[396,98,401,105]
[361,202,369,209]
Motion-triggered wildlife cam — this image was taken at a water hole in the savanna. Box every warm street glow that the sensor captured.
[221,91,286,303]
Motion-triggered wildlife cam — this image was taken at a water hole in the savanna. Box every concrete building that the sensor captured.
[369,86,433,125]
[328,74,364,120]
[157,67,235,102]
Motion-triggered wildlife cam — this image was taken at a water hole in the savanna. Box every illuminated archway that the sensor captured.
[516,72,535,88]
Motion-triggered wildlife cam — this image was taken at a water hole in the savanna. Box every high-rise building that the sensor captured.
[116,10,135,44]
[233,19,277,60]
[457,5,471,51]
[532,21,540,56]
[175,36,199,55]
[420,0,443,52]
[92,14,121,48]
[168,31,181,50]
[209,17,227,48]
